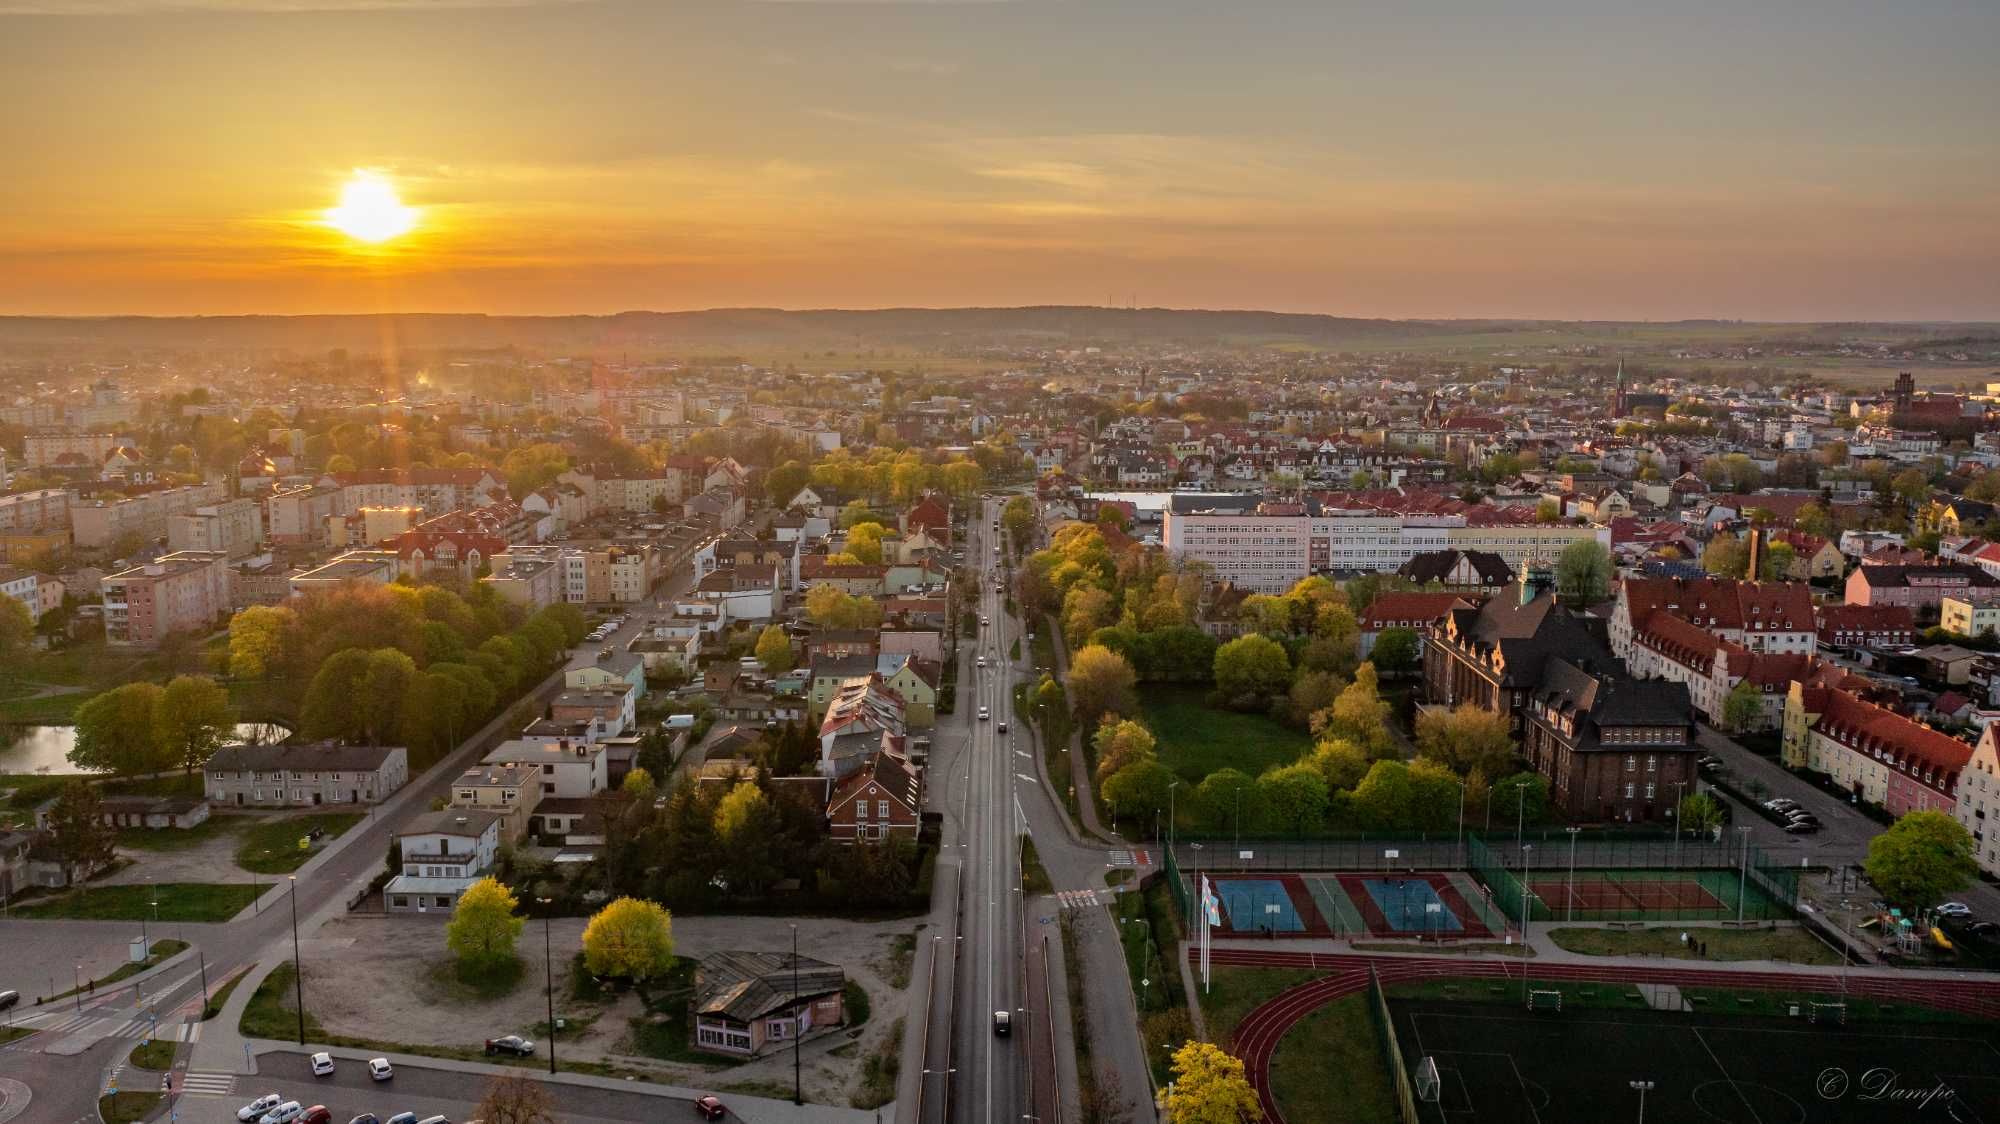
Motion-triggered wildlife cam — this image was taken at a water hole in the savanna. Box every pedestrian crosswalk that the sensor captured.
[1057,888,1102,910]
[1105,848,1151,867]
[11,1011,203,1045]
[180,1071,235,1096]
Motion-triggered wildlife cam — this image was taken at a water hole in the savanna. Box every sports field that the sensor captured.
[1203,873,1503,939]
[1391,999,2000,1123]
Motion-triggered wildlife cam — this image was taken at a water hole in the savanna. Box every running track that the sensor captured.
[1203,949,2000,1124]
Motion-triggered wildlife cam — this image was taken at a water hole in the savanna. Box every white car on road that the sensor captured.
[259,1102,305,1124]
[978,706,990,721]
[309,1052,335,1076]
[368,1057,394,1081]
[238,1094,283,1122]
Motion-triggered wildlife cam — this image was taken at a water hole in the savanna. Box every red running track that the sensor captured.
[1204,949,2000,1124]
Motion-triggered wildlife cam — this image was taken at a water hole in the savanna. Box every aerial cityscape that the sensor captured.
[2,3,1998,1124]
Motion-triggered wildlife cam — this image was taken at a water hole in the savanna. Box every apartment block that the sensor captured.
[166,498,264,558]
[264,483,338,546]
[101,550,230,646]
[0,488,73,533]
[70,483,227,549]
[23,432,117,469]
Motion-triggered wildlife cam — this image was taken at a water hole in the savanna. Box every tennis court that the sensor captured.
[1527,874,1724,917]
[1361,877,1466,934]
[1210,875,1322,934]
[1392,998,2000,1123]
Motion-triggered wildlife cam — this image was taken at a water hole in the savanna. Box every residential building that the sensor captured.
[1815,604,1917,651]
[385,809,503,914]
[448,763,543,842]
[549,685,638,739]
[23,432,117,469]
[1609,577,1817,661]
[1356,591,1474,659]
[264,483,339,546]
[1954,725,2000,877]
[70,482,227,549]
[1396,549,1513,592]
[0,487,73,533]
[166,498,264,558]
[482,738,608,798]
[288,550,399,596]
[1422,567,1618,732]
[1941,596,2000,639]
[827,750,923,843]
[481,553,561,609]
[204,742,409,807]
[1783,685,1970,816]
[1846,563,2000,614]
[0,566,39,623]
[102,550,230,646]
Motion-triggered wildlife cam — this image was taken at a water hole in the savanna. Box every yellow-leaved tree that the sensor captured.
[581,896,676,984]
[1165,1041,1263,1123]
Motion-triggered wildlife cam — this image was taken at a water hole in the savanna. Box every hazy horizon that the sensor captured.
[4,0,1997,321]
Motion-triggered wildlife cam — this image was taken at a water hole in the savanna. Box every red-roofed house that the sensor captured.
[902,496,952,543]
[1626,610,1809,731]
[1783,686,1971,816]
[1357,592,1477,659]
[1815,604,1916,650]
[1610,577,1817,661]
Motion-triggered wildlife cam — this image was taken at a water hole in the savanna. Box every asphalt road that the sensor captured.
[944,502,1024,1124]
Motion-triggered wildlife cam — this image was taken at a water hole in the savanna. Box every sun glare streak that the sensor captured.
[325,171,418,243]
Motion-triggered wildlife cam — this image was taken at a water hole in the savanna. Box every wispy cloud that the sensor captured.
[0,0,594,13]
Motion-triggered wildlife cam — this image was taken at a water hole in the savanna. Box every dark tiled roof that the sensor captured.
[694,951,845,1023]
[206,741,402,774]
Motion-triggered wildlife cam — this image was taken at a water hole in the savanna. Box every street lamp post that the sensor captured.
[791,924,802,1106]
[1735,827,1752,924]
[1629,1079,1655,1123]
[73,963,81,1013]
[1671,780,1687,869]
[288,875,305,1046]
[1565,827,1581,923]
[1520,844,1534,1001]
[538,897,556,1076]
[1168,781,1182,859]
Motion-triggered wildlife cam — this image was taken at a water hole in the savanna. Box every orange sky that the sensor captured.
[2,0,1996,320]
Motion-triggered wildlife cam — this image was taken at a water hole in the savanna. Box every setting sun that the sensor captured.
[324,171,417,244]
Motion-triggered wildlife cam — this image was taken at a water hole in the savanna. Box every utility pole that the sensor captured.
[539,897,556,1076]
[288,875,304,1046]
[1566,827,1580,923]
[1629,1079,1655,1123]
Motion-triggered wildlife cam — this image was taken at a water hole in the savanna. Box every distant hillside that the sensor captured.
[0,306,1460,355]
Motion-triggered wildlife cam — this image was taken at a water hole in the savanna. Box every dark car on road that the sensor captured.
[694,1095,728,1120]
[484,1034,535,1056]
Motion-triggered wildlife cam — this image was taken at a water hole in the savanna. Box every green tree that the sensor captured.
[753,625,794,673]
[1864,810,1976,911]
[300,648,375,743]
[1677,791,1724,837]
[713,781,783,895]
[1064,644,1138,732]
[1318,662,1393,757]
[581,896,676,983]
[621,766,656,805]
[1370,627,1420,675]
[1309,736,1371,792]
[1062,584,1116,644]
[70,681,166,774]
[1092,718,1157,785]
[1413,704,1515,777]
[845,521,888,565]
[1255,762,1330,834]
[1165,1041,1263,1124]
[1702,535,1749,578]
[1491,772,1550,827]
[0,596,33,669]
[446,876,525,974]
[471,1073,560,1124]
[805,585,883,630]
[1195,768,1256,833]
[1284,670,1342,729]
[1101,759,1175,826]
[1556,538,1613,605]
[1721,680,1763,733]
[153,675,235,779]
[41,779,117,885]
[1213,634,1292,706]
[765,460,810,507]
[1001,496,1037,549]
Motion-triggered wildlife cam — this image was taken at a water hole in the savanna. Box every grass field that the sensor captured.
[18,882,259,922]
[1020,835,1053,895]
[236,813,364,874]
[1547,925,1841,965]
[1139,686,1312,783]
[117,814,250,851]
[98,1092,163,1124]
[1268,994,1398,1124]
[239,960,324,1041]
[128,1038,176,1070]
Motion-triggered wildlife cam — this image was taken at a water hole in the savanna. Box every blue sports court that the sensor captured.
[1359,877,1465,933]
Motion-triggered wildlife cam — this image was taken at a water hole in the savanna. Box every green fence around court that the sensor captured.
[1367,966,1423,1124]
[1465,833,1798,923]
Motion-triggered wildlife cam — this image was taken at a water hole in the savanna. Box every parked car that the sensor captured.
[1937,902,1973,917]
[0,990,17,1011]
[348,1116,382,1124]
[694,1096,728,1120]
[1783,822,1820,834]
[368,1057,394,1081]
[259,1102,306,1124]
[485,1034,535,1056]
[301,1108,333,1124]
[383,1114,419,1124]
[414,1117,450,1124]
[239,1095,284,1122]
[309,1052,335,1076]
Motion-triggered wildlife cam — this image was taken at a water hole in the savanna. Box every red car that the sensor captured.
[300,1108,333,1124]
[694,1096,727,1120]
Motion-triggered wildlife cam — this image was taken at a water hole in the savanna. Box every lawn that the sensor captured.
[0,1027,33,1047]
[18,882,259,922]
[203,971,246,1020]
[1139,686,1312,784]
[627,956,739,1067]
[239,960,325,1041]
[1267,994,1397,1124]
[43,939,189,1002]
[98,1092,163,1124]
[236,813,364,874]
[1020,836,1053,895]
[128,1038,176,1070]
[1547,925,1841,965]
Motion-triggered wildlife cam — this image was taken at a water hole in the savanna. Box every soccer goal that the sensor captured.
[1415,1056,1442,1103]
[1527,988,1564,1013]
[1808,1000,1848,1026]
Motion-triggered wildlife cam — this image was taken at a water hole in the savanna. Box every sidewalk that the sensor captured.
[1041,613,1124,847]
